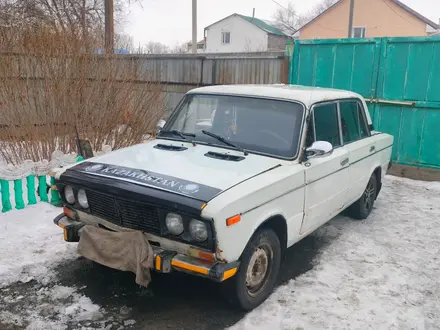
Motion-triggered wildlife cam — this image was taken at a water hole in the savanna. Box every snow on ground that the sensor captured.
[231,176,440,330]
[0,175,439,329]
[0,203,77,287]
[0,203,136,329]
[0,285,104,330]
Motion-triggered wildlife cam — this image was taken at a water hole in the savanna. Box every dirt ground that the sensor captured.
[0,235,326,330]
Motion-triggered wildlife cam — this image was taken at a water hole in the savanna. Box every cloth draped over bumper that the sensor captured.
[78,225,154,287]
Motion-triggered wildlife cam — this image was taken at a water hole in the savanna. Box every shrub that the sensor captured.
[0,25,166,165]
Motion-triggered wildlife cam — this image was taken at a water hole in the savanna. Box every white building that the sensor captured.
[203,13,290,53]
[186,40,206,54]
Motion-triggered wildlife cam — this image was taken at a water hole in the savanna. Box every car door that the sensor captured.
[339,99,375,204]
[300,101,350,235]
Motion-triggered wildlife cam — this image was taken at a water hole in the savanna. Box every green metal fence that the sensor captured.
[0,155,85,213]
[290,36,440,169]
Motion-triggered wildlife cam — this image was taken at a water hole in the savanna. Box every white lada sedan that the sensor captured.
[52,84,393,311]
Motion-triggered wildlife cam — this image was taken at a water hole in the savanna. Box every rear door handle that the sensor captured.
[370,146,376,152]
[340,158,349,166]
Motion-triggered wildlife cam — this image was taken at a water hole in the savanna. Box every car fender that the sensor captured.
[202,164,305,263]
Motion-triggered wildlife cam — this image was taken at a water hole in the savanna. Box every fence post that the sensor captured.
[38,176,49,202]
[13,179,25,210]
[27,175,37,205]
[289,40,300,84]
[0,180,12,212]
[50,176,62,206]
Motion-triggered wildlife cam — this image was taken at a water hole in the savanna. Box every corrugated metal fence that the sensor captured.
[0,51,289,118]
[127,52,289,115]
[290,36,440,169]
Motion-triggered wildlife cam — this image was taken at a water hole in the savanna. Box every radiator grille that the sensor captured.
[117,199,161,235]
[86,190,120,225]
[86,190,161,235]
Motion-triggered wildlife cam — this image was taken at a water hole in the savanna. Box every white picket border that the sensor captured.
[0,145,112,181]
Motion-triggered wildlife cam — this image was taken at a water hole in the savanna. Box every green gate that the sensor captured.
[290,36,440,169]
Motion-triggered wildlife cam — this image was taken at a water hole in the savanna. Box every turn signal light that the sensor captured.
[155,256,162,271]
[222,267,238,281]
[63,206,77,220]
[188,247,216,263]
[226,214,241,227]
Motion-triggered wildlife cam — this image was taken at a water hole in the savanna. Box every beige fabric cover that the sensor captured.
[78,225,154,287]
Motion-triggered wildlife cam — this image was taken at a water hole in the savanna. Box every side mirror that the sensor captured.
[306,141,333,159]
[156,119,166,134]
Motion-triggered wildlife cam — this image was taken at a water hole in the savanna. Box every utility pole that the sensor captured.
[192,0,197,54]
[104,0,114,54]
[348,0,355,38]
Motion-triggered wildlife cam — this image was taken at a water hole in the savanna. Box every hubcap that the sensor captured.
[245,245,270,296]
[364,181,375,210]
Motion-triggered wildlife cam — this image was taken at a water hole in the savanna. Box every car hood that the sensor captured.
[63,139,284,201]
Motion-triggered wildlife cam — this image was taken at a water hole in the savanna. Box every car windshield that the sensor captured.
[161,94,305,158]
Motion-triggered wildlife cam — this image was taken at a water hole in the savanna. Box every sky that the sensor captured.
[124,0,440,48]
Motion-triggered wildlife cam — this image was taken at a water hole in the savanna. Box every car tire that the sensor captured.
[222,228,281,311]
[347,174,377,220]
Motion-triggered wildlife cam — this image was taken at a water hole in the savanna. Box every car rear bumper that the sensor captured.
[53,214,239,283]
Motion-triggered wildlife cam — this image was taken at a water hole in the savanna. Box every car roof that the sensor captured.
[187,84,363,108]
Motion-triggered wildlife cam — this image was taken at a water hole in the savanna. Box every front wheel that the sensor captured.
[347,174,377,220]
[222,228,281,311]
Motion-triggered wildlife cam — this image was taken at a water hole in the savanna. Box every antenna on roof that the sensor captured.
[252,8,255,18]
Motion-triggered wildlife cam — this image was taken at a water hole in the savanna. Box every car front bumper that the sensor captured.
[53,213,239,283]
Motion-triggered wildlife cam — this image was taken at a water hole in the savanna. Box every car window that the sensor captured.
[339,101,361,144]
[358,103,370,138]
[309,103,341,147]
[164,94,305,158]
[306,116,315,147]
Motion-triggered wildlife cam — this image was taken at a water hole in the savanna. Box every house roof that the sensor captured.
[237,14,288,36]
[298,0,439,32]
[205,13,288,37]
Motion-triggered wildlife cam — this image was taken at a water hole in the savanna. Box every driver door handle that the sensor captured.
[340,158,349,166]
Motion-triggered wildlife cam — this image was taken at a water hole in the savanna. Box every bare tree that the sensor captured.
[273,0,338,36]
[143,41,170,54]
[115,33,134,52]
[0,23,166,164]
[243,37,266,52]
[170,41,190,54]
[310,0,339,17]
[0,0,140,42]
[272,1,305,37]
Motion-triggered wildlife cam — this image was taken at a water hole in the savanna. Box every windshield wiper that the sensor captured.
[201,130,248,156]
[160,130,196,146]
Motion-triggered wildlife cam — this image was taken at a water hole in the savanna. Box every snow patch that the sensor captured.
[1,284,105,330]
[64,295,102,321]
[51,285,76,300]
[231,176,440,329]
[0,311,24,327]
[0,203,78,287]
[124,319,136,326]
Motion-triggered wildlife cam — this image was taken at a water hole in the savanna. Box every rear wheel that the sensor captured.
[222,228,281,311]
[347,174,377,220]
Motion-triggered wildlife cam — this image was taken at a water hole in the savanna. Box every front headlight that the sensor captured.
[64,185,75,204]
[189,219,208,242]
[165,213,184,235]
[77,189,89,209]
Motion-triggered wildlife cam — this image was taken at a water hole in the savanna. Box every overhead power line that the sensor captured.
[271,0,301,18]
